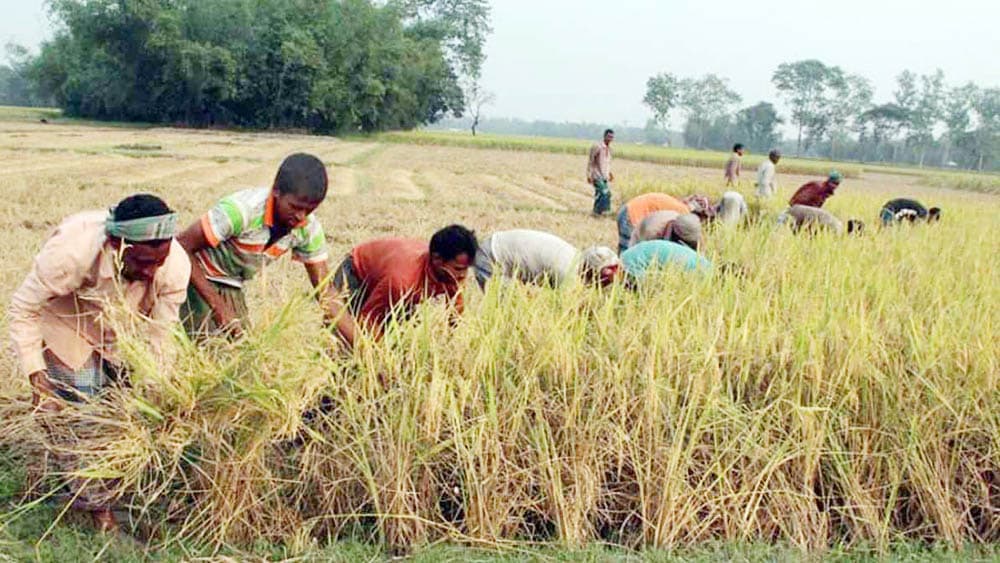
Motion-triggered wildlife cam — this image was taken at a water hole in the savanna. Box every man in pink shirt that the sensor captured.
[8,194,191,532]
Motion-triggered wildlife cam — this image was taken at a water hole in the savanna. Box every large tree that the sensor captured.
[734,102,783,153]
[772,59,842,155]
[895,69,945,167]
[678,73,741,149]
[826,73,873,160]
[642,72,681,131]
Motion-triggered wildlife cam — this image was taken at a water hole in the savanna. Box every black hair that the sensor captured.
[733,143,744,152]
[113,193,172,221]
[604,129,614,136]
[274,153,328,201]
[430,224,478,261]
[928,207,942,221]
[847,219,865,234]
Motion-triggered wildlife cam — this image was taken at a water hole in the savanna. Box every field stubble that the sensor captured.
[0,121,998,556]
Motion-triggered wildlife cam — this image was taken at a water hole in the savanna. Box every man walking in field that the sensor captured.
[9,194,191,532]
[879,198,941,226]
[755,149,781,198]
[177,153,357,345]
[724,143,744,187]
[616,192,691,253]
[473,229,619,289]
[789,171,842,209]
[588,129,615,216]
[332,225,478,339]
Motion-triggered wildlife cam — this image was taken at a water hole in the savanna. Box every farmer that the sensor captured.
[880,198,941,226]
[629,212,703,250]
[331,225,478,339]
[789,171,842,208]
[9,194,191,532]
[616,192,691,253]
[587,129,615,216]
[621,239,713,284]
[724,143,744,186]
[755,149,781,198]
[473,229,619,288]
[716,191,748,225]
[177,153,357,345]
[777,205,864,235]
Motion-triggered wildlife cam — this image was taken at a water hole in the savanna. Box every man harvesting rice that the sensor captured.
[9,194,191,532]
[587,129,615,216]
[880,198,941,226]
[332,225,478,339]
[777,205,864,235]
[628,211,703,249]
[616,192,691,253]
[789,171,842,208]
[177,153,357,344]
[473,229,619,288]
[621,239,713,284]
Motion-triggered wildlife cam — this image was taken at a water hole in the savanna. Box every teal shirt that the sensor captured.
[621,240,712,278]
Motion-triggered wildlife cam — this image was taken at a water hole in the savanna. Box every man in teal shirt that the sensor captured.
[621,240,712,283]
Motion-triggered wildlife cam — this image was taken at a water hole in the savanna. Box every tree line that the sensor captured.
[644,61,998,171]
[0,0,490,134]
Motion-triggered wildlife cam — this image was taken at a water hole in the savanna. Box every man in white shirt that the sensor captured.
[474,229,619,288]
[756,149,781,198]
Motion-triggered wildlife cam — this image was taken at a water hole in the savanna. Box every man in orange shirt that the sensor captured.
[331,225,478,340]
[616,192,691,253]
[9,194,191,532]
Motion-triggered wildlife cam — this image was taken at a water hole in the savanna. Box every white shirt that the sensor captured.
[716,191,748,225]
[756,160,777,197]
[483,229,579,287]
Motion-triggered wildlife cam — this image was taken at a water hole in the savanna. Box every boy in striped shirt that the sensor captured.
[178,153,357,345]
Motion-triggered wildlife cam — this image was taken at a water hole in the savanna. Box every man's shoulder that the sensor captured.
[158,240,192,290]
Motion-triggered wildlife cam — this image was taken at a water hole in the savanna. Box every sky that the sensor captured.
[3,0,998,130]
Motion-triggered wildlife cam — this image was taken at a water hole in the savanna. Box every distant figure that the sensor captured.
[587,129,615,216]
[716,191,748,225]
[789,171,842,209]
[778,205,863,235]
[880,198,941,226]
[724,143,744,186]
[333,225,477,339]
[473,229,619,288]
[621,240,713,283]
[39,118,49,124]
[616,192,691,254]
[755,149,781,198]
[630,212,703,250]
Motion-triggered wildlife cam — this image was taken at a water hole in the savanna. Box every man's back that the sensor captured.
[626,193,690,225]
[789,181,835,208]
[488,229,578,285]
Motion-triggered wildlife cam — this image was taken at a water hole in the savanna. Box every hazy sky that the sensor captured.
[4,0,998,129]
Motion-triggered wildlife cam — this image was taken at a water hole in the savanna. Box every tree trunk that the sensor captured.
[918,146,926,168]
[978,153,985,171]
[796,124,803,156]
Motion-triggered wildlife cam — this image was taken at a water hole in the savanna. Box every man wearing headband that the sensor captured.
[177,153,357,346]
[8,193,190,532]
[789,171,843,209]
[473,229,619,289]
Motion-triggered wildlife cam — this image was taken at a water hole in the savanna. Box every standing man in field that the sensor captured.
[879,198,941,226]
[789,171,842,209]
[9,194,191,532]
[616,192,691,254]
[724,143,744,187]
[755,149,781,198]
[588,129,615,216]
[177,153,357,345]
[473,229,619,289]
[331,225,477,339]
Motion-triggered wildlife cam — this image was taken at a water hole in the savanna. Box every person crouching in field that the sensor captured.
[177,153,357,345]
[789,171,842,208]
[473,229,619,289]
[777,205,864,235]
[629,211,703,250]
[880,198,941,226]
[724,143,744,187]
[8,194,191,532]
[332,225,477,340]
[621,239,713,286]
[755,149,781,199]
[587,129,615,216]
[616,192,691,254]
[715,191,748,225]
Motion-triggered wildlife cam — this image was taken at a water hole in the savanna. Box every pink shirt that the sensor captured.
[8,211,191,375]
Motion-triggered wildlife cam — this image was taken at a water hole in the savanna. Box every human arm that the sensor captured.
[176,221,242,334]
[304,260,358,349]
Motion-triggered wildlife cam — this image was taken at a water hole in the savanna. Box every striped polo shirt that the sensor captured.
[196,187,328,288]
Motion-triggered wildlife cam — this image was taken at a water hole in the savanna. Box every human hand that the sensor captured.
[29,371,65,413]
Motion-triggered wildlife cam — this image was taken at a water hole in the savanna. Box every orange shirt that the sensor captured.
[625,193,690,226]
[351,238,464,331]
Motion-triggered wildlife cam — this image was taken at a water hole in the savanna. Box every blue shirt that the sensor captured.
[621,240,712,278]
